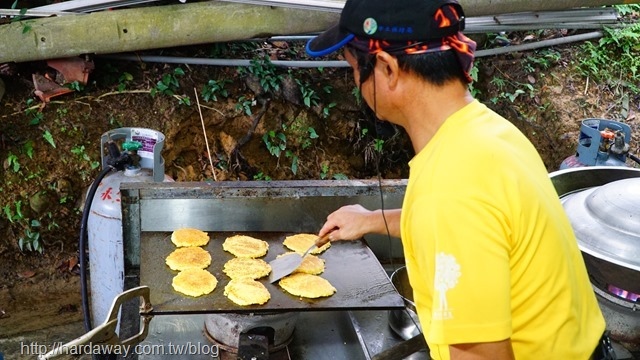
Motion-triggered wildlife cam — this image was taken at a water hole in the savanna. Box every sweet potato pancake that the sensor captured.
[282,233,331,255]
[279,273,336,298]
[224,278,271,306]
[171,228,210,247]
[172,268,218,297]
[222,235,269,258]
[276,252,325,275]
[223,258,271,280]
[165,246,212,271]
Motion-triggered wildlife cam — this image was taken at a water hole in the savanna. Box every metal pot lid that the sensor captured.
[561,177,640,272]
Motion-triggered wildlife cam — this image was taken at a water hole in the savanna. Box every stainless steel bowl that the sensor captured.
[388,266,423,340]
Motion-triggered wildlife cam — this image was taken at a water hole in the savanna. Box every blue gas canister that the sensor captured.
[560,118,631,169]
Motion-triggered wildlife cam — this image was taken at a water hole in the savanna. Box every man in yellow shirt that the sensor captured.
[308,0,610,358]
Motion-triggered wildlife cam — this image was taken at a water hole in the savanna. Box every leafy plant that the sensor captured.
[71,145,100,169]
[285,150,299,175]
[320,161,348,180]
[320,162,329,179]
[25,99,44,125]
[351,87,362,106]
[202,79,231,102]
[43,130,56,148]
[64,81,84,92]
[238,57,282,94]
[302,127,319,149]
[18,221,43,254]
[578,20,640,94]
[296,79,321,108]
[3,200,24,223]
[235,95,255,115]
[10,1,33,32]
[374,138,385,152]
[253,172,272,181]
[151,67,185,97]
[488,76,536,104]
[322,102,337,118]
[118,72,133,92]
[524,49,561,73]
[263,130,287,157]
[23,140,35,159]
[5,153,20,173]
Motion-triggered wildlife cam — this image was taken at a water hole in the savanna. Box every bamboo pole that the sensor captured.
[2,0,639,63]
[0,1,338,63]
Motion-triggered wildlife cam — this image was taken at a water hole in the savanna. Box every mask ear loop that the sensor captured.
[358,53,395,278]
[363,53,424,345]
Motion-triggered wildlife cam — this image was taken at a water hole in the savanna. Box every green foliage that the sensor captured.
[373,138,385,153]
[523,49,561,73]
[25,99,44,125]
[151,67,191,104]
[253,172,272,181]
[238,57,282,94]
[263,130,287,157]
[10,1,33,32]
[468,63,481,97]
[320,161,348,180]
[118,72,133,92]
[5,153,20,172]
[43,130,56,148]
[615,4,640,16]
[578,20,640,94]
[202,79,231,102]
[262,120,320,175]
[71,145,100,169]
[19,221,43,254]
[296,79,321,108]
[488,76,535,105]
[351,87,362,106]
[3,200,23,223]
[23,140,35,159]
[2,200,43,253]
[235,95,255,115]
[285,151,299,175]
[320,162,330,179]
[295,78,337,118]
[304,127,319,149]
[64,81,84,92]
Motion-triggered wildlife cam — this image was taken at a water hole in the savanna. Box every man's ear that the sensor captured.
[375,51,400,89]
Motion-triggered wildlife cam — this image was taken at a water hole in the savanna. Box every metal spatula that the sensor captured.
[268,232,333,283]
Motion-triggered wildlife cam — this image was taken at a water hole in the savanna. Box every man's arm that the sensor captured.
[318,205,401,240]
[449,339,515,360]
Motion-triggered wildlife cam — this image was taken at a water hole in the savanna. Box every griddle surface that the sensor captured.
[140,232,404,314]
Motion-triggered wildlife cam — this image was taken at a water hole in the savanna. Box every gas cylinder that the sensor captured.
[560,118,631,169]
[87,128,173,326]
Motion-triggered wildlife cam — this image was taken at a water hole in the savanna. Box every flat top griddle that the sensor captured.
[140,232,404,314]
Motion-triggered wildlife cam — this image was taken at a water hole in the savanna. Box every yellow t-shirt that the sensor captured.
[400,100,605,359]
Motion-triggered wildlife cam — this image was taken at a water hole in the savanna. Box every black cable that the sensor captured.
[79,165,115,332]
[629,153,640,165]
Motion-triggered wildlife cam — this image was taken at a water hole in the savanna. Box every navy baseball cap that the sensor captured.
[306,0,467,57]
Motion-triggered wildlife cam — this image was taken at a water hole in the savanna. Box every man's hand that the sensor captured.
[318,205,401,240]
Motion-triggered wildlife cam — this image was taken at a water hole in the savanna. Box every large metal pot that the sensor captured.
[550,166,640,351]
[388,266,423,340]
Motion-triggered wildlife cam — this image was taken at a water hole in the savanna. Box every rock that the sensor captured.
[29,190,53,215]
